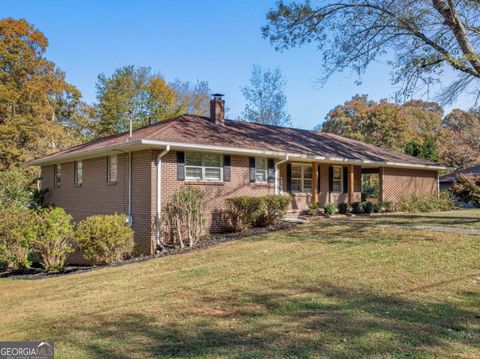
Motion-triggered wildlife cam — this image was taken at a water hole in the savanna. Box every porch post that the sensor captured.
[312,161,318,204]
[348,164,354,205]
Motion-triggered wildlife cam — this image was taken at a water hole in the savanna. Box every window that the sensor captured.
[107,155,118,183]
[54,164,61,187]
[74,160,83,185]
[332,166,343,192]
[291,163,312,193]
[255,157,268,183]
[185,152,222,181]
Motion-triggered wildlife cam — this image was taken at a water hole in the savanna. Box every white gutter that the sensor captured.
[25,138,452,171]
[274,155,289,194]
[126,152,132,226]
[156,145,170,249]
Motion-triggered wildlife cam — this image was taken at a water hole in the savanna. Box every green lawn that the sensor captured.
[346,208,480,230]
[0,211,479,358]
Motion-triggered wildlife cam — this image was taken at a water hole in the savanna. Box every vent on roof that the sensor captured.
[210,93,225,125]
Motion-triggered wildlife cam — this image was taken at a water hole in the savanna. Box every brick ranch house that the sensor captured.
[27,95,447,258]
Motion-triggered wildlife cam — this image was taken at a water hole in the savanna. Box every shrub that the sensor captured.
[262,195,291,226]
[383,201,395,212]
[226,196,264,232]
[76,214,134,265]
[337,202,349,214]
[398,193,455,213]
[351,202,364,214]
[34,208,74,272]
[324,203,336,215]
[450,175,480,207]
[0,205,37,270]
[165,187,207,248]
[373,202,384,213]
[307,202,318,216]
[364,201,374,214]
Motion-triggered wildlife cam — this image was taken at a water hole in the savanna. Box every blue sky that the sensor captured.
[4,0,473,129]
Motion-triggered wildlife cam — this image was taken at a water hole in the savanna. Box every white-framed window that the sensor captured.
[74,160,83,185]
[185,152,223,181]
[332,166,343,192]
[291,163,312,193]
[255,157,268,183]
[54,164,61,187]
[107,155,118,183]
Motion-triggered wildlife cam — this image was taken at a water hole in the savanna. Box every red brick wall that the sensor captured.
[159,151,275,235]
[41,150,156,261]
[381,167,438,203]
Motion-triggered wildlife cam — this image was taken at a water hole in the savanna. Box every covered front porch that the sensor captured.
[277,161,382,210]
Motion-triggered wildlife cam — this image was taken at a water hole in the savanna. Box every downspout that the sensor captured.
[156,145,171,249]
[127,151,132,226]
[274,155,289,194]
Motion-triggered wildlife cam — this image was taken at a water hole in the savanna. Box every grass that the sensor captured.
[346,208,480,230]
[0,210,479,358]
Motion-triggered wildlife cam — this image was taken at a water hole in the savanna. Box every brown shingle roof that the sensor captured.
[30,115,441,166]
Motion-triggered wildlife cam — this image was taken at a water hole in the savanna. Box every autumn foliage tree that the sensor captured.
[320,95,442,160]
[438,109,480,169]
[93,66,211,138]
[0,18,90,170]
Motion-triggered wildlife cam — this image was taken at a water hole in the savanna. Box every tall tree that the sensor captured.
[0,18,89,169]
[93,66,179,137]
[321,95,442,160]
[241,65,291,126]
[263,1,480,103]
[170,79,211,116]
[439,108,480,168]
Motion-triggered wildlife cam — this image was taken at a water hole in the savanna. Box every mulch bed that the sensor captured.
[0,222,297,280]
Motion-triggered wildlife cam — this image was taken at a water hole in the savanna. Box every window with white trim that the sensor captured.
[332,166,343,192]
[74,160,83,185]
[185,152,223,181]
[54,164,61,187]
[107,155,118,183]
[255,157,268,183]
[291,163,312,193]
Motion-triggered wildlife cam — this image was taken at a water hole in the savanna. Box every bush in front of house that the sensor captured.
[351,202,364,214]
[450,175,480,207]
[76,213,134,265]
[0,205,37,271]
[398,192,455,212]
[261,195,291,226]
[324,203,336,216]
[337,202,349,214]
[373,202,384,213]
[165,187,207,248]
[364,201,374,214]
[33,207,75,272]
[226,196,265,231]
[383,201,395,212]
[307,202,319,216]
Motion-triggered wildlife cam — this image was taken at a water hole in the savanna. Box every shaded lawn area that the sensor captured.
[0,221,479,358]
[346,208,480,230]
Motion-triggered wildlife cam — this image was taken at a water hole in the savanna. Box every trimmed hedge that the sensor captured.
[76,213,134,265]
[324,203,336,215]
[227,195,290,231]
[337,202,349,214]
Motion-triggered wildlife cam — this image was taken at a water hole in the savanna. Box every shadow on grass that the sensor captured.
[50,281,480,358]
[363,214,480,229]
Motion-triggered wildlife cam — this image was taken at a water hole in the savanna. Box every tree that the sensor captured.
[438,108,480,168]
[241,65,291,126]
[0,18,89,169]
[450,174,480,207]
[93,66,179,137]
[320,95,442,160]
[263,1,480,103]
[170,79,211,116]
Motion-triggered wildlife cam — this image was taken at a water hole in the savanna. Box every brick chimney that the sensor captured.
[210,93,225,125]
